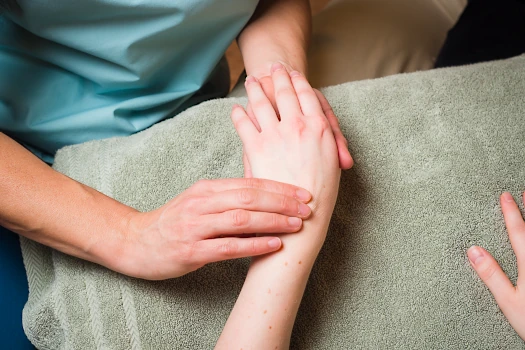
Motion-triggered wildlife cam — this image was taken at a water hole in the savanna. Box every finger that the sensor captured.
[501,192,525,274]
[191,178,312,203]
[242,149,253,178]
[201,210,303,238]
[315,89,354,169]
[271,62,302,120]
[231,104,258,145]
[289,71,324,117]
[245,75,279,130]
[258,76,279,119]
[199,188,312,218]
[245,103,262,132]
[195,236,282,264]
[468,246,516,315]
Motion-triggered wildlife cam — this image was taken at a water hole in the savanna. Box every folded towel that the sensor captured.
[21,56,525,349]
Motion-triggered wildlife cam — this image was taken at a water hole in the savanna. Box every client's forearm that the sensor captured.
[216,216,330,349]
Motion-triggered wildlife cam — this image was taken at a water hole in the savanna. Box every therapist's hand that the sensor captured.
[468,192,525,340]
[115,178,312,280]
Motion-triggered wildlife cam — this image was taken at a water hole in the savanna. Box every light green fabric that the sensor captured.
[21,56,525,349]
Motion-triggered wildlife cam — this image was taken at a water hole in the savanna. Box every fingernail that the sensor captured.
[295,189,311,202]
[268,238,281,249]
[290,70,301,77]
[245,75,257,84]
[271,62,284,72]
[467,246,484,266]
[298,203,311,217]
[502,192,514,202]
[288,217,302,227]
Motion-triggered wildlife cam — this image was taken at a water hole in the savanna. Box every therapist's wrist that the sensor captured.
[246,56,307,80]
[80,193,140,275]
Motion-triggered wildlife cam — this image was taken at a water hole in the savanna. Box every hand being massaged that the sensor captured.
[232,63,342,218]
[216,63,343,348]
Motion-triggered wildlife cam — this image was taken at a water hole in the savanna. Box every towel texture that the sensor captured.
[21,56,525,349]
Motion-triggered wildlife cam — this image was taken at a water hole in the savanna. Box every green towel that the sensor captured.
[21,56,525,349]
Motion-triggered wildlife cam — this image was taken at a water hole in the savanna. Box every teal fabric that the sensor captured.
[0,0,258,163]
[0,227,34,349]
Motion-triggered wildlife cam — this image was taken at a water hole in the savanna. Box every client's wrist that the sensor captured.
[248,57,307,81]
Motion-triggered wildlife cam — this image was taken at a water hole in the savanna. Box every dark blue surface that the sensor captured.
[0,226,35,349]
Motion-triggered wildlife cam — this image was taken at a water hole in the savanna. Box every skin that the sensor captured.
[216,64,341,349]
[468,191,525,340]
[0,0,352,280]
[0,132,316,279]
[238,0,353,172]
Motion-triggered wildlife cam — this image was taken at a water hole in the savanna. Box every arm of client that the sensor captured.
[237,0,353,171]
[468,191,525,340]
[216,66,341,348]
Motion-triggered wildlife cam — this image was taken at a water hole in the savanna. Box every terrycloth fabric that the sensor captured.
[21,56,525,349]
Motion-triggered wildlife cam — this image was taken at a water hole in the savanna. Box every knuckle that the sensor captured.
[279,194,289,212]
[183,197,202,212]
[278,182,288,196]
[277,86,295,98]
[252,99,270,110]
[232,209,250,227]
[249,240,259,255]
[219,240,239,257]
[270,214,282,229]
[232,115,245,128]
[296,89,312,101]
[479,261,498,281]
[243,177,263,190]
[181,219,200,233]
[238,188,257,205]
[324,104,335,116]
[193,179,210,192]
[316,117,331,132]
[178,242,197,264]
[289,118,307,133]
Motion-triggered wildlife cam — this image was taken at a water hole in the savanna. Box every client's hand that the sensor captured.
[217,65,342,349]
[115,178,312,280]
[232,63,341,223]
[243,73,353,176]
[468,192,525,340]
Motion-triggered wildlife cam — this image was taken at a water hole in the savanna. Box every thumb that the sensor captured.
[468,246,516,313]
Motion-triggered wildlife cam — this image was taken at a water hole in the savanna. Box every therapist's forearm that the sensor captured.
[238,0,311,78]
[0,132,135,268]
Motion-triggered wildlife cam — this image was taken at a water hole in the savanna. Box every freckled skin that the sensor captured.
[216,68,341,349]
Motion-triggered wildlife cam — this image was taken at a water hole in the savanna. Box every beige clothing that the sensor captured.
[229,0,467,96]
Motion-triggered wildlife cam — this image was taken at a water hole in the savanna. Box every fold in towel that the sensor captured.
[21,55,525,349]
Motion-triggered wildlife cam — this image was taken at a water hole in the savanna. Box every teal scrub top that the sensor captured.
[0,0,259,163]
